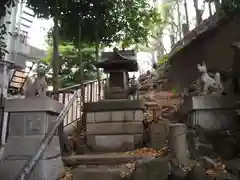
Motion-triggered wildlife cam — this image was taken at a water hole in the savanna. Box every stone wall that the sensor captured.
[86,110,144,152]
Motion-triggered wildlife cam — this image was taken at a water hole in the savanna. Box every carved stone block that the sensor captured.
[1,98,64,180]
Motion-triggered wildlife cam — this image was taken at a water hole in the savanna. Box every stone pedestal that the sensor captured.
[0,97,64,180]
[84,100,144,152]
[182,95,240,130]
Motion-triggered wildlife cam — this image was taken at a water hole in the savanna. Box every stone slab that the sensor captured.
[183,95,240,112]
[84,99,144,112]
[132,157,169,180]
[187,110,239,130]
[87,122,143,135]
[87,135,140,152]
[94,111,112,123]
[0,157,64,180]
[125,111,134,121]
[71,157,169,180]
[9,112,57,136]
[148,122,169,135]
[5,96,63,113]
[134,110,144,121]
[3,136,61,160]
[72,166,124,180]
[88,110,144,123]
[111,111,125,122]
[63,154,143,166]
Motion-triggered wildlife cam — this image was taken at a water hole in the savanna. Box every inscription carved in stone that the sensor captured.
[26,114,45,135]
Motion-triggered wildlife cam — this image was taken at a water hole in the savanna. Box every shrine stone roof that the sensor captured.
[96,50,138,72]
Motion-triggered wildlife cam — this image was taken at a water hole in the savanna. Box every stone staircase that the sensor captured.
[61,96,172,180]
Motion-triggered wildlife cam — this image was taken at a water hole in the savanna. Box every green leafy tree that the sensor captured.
[26,0,161,93]
[26,0,71,98]
[57,0,161,97]
[42,42,97,88]
[116,0,162,49]
[57,0,124,98]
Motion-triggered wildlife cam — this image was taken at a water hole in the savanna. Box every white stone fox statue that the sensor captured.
[197,62,224,94]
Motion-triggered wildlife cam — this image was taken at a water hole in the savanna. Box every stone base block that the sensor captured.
[133,158,169,180]
[0,136,64,180]
[84,100,144,112]
[87,122,143,135]
[3,136,61,159]
[86,110,144,123]
[182,95,240,112]
[87,135,142,152]
[0,157,64,180]
[5,96,63,113]
[71,157,169,180]
[72,165,124,180]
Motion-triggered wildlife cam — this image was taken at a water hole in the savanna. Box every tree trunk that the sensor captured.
[52,0,60,101]
[183,0,189,32]
[193,0,202,26]
[78,23,84,103]
[52,0,68,157]
[208,2,213,16]
[95,38,101,100]
[176,2,182,40]
[214,0,221,16]
[170,34,175,49]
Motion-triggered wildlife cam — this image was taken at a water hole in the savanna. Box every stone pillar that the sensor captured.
[149,121,169,149]
[169,123,188,165]
[0,97,64,180]
[0,60,15,145]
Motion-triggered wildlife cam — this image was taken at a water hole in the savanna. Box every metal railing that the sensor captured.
[55,79,106,127]
[15,90,80,180]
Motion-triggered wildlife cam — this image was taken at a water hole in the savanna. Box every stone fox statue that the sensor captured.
[23,74,48,98]
[197,62,224,94]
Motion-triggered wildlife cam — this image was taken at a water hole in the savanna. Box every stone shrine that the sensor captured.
[84,49,144,152]
[96,49,138,99]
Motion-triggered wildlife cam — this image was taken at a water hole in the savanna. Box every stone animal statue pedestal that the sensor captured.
[183,95,240,160]
[0,97,64,180]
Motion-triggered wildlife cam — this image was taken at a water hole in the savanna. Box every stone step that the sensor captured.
[71,165,128,180]
[67,154,170,180]
[62,154,143,167]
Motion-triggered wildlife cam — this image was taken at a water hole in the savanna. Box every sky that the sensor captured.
[27,17,53,50]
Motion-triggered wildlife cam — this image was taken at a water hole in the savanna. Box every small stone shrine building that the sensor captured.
[166,13,240,92]
[96,49,138,99]
[83,49,144,152]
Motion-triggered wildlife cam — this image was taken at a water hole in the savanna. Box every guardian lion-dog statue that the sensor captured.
[24,74,48,98]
